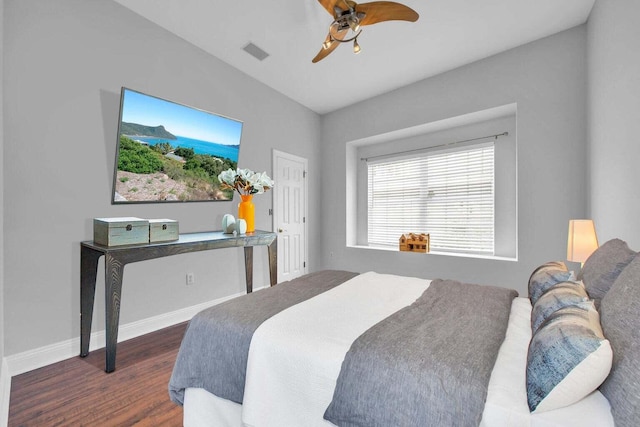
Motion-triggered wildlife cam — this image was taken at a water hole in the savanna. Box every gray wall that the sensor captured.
[0,0,5,369]
[320,26,588,295]
[5,0,637,362]
[587,0,640,249]
[3,0,321,355]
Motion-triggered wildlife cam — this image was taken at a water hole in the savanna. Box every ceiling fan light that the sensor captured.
[322,34,333,50]
[348,18,360,33]
[353,38,361,54]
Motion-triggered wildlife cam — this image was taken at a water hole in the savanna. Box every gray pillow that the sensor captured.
[599,253,640,427]
[579,238,636,305]
[530,281,589,334]
[528,261,572,305]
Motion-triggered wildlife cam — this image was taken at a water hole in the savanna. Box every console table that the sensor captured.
[80,230,277,372]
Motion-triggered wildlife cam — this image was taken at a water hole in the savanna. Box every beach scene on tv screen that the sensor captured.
[114,89,242,202]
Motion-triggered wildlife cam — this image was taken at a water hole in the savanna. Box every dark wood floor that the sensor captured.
[8,322,188,427]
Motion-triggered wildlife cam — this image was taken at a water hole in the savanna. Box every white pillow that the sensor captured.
[526,305,613,413]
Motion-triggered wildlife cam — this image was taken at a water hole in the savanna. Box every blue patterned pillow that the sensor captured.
[530,281,589,334]
[528,261,573,305]
[526,305,612,413]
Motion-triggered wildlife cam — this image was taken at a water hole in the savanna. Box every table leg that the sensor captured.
[268,239,277,286]
[80,247,102,357]
[244,246,253,293]
[104,254,125,373]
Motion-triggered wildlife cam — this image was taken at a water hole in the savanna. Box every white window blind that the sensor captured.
[367,143,495,254]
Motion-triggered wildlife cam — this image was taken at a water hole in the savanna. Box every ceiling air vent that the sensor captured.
[242,42,269,61]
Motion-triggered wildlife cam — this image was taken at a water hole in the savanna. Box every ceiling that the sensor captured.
[113,0,595,115]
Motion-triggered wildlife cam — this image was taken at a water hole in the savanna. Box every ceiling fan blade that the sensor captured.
[356,1,419,25]
[317,0,351,16]
[312,29,347,63]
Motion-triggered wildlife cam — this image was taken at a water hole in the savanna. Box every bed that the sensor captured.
[169,238,640,427]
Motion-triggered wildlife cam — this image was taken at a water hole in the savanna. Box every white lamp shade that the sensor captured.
[567,220,599,263]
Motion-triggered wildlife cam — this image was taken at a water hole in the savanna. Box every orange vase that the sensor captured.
[238,194,255,233]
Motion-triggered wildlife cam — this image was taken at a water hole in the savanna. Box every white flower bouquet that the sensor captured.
[218,168,274,195]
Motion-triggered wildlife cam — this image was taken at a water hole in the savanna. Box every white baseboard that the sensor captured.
[1,358,11,427]
[6,290,252,377]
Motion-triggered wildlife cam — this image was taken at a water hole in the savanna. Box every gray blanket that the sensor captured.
[324,279,518,427]
[168,270,358,405]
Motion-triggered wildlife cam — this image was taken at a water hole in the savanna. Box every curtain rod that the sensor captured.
[361,131,509,162]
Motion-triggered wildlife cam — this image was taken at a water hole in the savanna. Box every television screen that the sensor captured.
[112,87,242,203]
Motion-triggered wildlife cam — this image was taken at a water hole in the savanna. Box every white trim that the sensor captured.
[347,244,518,261]
[5,288,260,377]
[0,358,11,427]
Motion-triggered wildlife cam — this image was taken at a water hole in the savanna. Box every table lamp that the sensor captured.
[567,219,599,266]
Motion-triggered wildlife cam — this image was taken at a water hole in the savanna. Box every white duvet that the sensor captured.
[183,272,614,427]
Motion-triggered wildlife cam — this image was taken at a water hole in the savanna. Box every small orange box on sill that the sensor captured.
[399,233,430,253]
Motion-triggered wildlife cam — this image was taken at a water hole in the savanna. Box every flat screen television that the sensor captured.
[112,87,242,203]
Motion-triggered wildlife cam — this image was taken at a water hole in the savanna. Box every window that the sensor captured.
[367,143,495,254]
[347,106,516,259]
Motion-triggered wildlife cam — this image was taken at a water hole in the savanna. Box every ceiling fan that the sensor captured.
[312,0,419,63]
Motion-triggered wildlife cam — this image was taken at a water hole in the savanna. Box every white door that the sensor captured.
[273,150,307,282]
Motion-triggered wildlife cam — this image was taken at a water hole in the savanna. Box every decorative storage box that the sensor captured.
[149,219,179,243]
[93,217,149,247]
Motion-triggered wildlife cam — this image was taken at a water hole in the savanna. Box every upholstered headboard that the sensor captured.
[595,241,640,427]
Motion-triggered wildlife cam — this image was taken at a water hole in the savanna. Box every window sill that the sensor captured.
[348,244,518,262]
